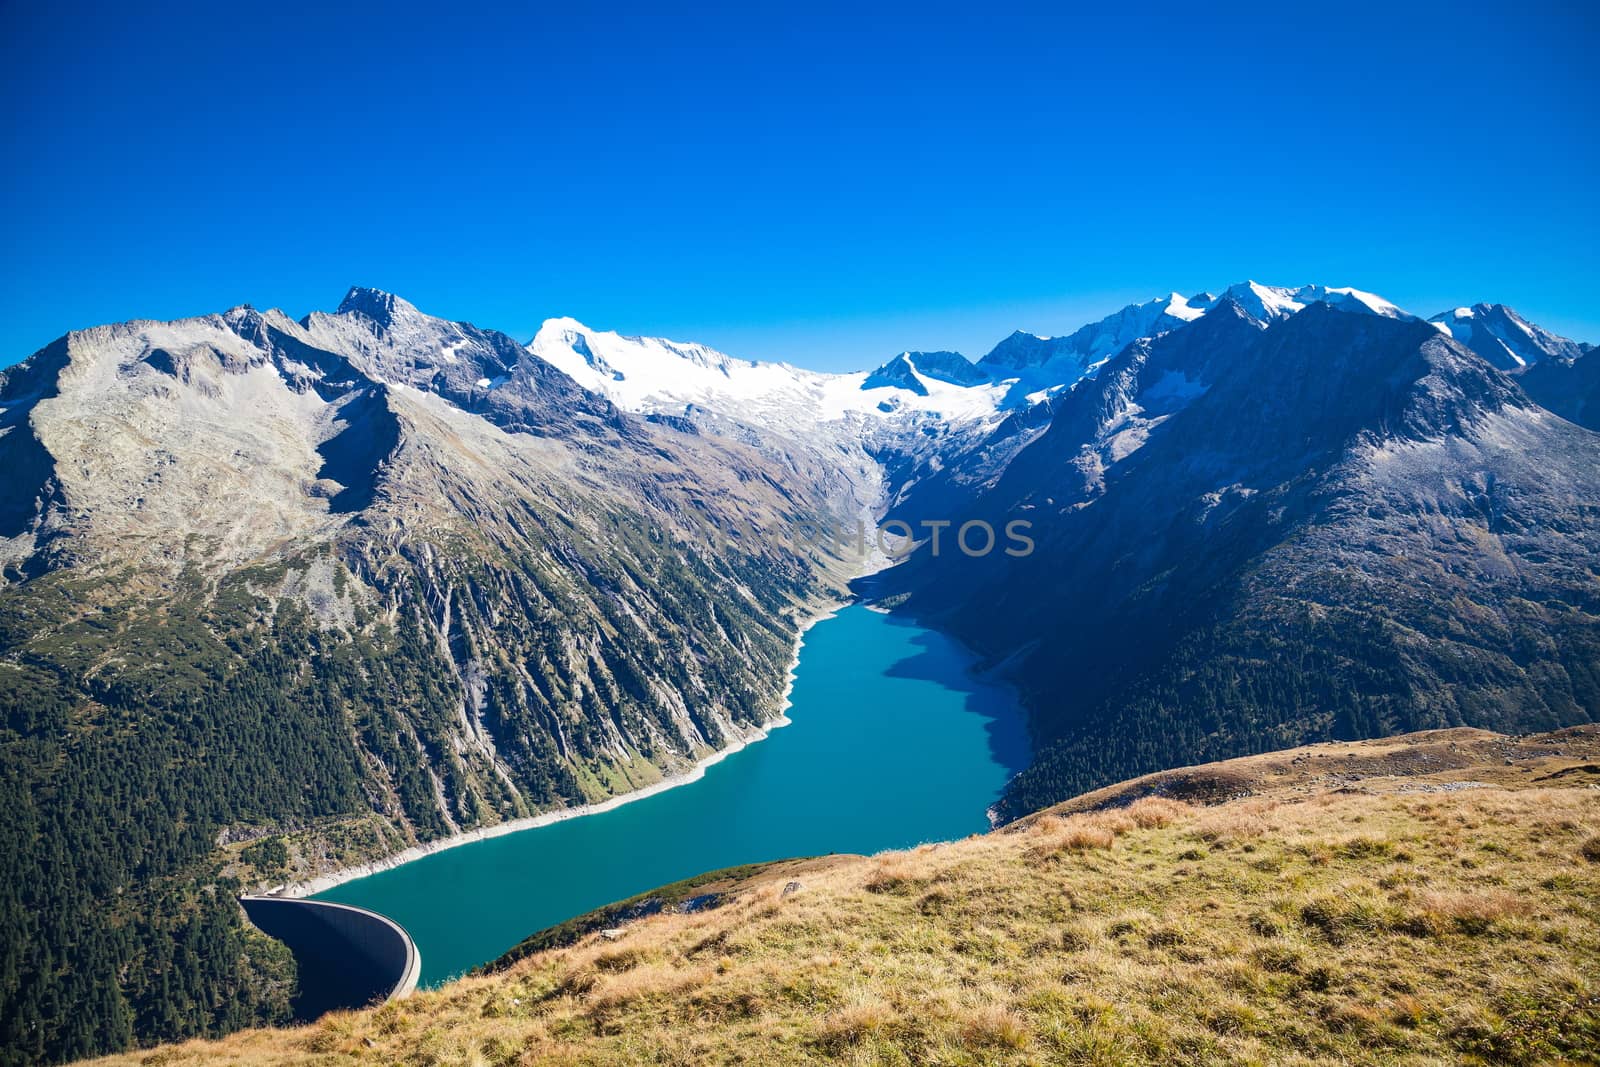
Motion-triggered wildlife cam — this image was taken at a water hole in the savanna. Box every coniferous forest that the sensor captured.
[0,534,812,1064]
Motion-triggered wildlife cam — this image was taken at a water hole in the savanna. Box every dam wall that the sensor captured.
[240,895,420,1022]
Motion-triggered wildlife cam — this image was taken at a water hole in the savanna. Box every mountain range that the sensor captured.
[1,279,1596,1063]
[875,297,1600,818]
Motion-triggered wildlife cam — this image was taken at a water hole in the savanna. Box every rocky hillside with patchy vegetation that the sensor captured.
[0,292,863,1064]
[90,726,1600,1066]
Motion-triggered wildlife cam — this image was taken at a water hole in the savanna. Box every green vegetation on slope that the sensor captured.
[0,564,457,1063]
[998,591,1600,820]
[0,525,824,1064]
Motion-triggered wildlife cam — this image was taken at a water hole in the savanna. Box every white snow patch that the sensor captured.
[529,318,1012,429]
[1323,286,1405,317]
[1162,292,1209,322]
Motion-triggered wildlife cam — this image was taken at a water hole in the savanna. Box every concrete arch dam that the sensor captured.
[240,895,421,1022]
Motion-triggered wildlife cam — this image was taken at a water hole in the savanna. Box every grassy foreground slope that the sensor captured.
[92,728,1600,1066]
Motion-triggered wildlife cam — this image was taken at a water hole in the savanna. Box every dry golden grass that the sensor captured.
[1582,834,1600,864]
[89,731,1600,1067]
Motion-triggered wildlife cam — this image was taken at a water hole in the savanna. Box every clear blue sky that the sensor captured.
[3,3,1596,371]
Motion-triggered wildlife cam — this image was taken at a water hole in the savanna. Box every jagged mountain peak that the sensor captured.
[1220,280,1300,321]
[1219,281,1409,324]
[335,286,420,324]
[862,350,987,395]
[1158,290,1213,321]
[220,303,265,327]
[220,303,308,343]
[1426,302,1588,369]
[972,298,1519,542]
[978,291,1217,376]
[286,291,624,442]
[978,332,1059,369]
[968,282,1418,404]
[1045,279,1418,368]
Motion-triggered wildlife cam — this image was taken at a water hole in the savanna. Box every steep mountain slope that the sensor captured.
[1520,347,1600,430]
[869,282,1419,539]
[878,298,1600,820]
[1516,351,1600,431]
[85,727,1600,1067]
[0,292,861,1064]
[518,282,1448,545]
[1423,304,1597,428]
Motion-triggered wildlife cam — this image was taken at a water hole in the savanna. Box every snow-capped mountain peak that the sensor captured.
[1425,303,1588,369]
[528,318,1012,433]
[977,290,1218,378]
[862,351,988,395]
[529,317,803,403]
[1220,281,1305,321]
[1159,291,1212,323]
[518,278,1585,456]
[1220,281,1409,324]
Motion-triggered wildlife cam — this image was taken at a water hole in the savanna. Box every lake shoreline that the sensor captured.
[271,601,844,899]
[299,599,1031,984]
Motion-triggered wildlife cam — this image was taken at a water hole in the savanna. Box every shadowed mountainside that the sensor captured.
[876,301,1600,820]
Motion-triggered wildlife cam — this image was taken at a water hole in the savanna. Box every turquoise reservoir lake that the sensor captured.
[314,604,1028,985]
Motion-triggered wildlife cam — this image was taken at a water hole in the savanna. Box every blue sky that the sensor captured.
[3,3,1596,371]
